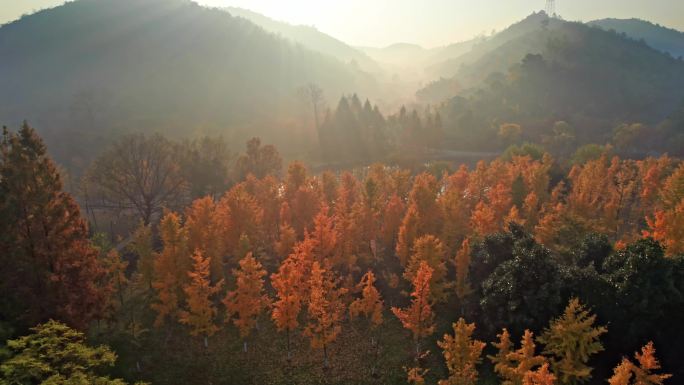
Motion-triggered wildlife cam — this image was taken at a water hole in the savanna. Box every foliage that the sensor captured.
[0,320,146,385]
[537,298,607,384]
[0,123,106,331]
[437,318,486,385]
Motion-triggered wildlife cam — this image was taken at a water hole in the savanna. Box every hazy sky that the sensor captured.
[2,0,684,47]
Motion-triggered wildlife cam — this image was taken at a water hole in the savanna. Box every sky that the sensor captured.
[2,0,684,47]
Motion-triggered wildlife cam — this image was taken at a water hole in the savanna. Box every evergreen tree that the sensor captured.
[0,123,105,331]
[538,298,607,385]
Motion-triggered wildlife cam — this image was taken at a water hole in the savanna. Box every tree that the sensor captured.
[0,320,146,384]
[224,253,270,352]
[87,133,187,225]
[349,270,384,375]
[537,298,607,385]
[184,196,224,282]
[523,363,556,385]
[646,198,684,255]
[608,342,671,385]
[128,222,154,291]
[234,137,282,181]
[179,250,223,346]
[404,235,448,302]
[298,83,325,134]
[490,329,546,385]
[349,271,384,328]
[151,212,190,327]
[480,225,563,336]
[304,262,347,368]
[437,318,486,385]
[499,123,522,145]
[0,123,106,331]
[392,261,435,356]
[271,257,304,360]
[454,238,472,301]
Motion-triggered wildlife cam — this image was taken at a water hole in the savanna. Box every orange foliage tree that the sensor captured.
[608,342,671,385]
[179,250,223,347]
[271,256,305,360]
[404,235,448,302]
[437,318,486,385]
[304,261,347,368]
[152,212,190,327]
[523,363,556,385]
[392,261,435,356]
[224,252,270,352]
[490,329,546,385]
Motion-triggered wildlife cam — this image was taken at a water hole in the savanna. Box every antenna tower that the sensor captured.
[545,0,556,16]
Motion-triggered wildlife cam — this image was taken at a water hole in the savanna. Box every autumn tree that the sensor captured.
[608,342,671,385]
[524,363,556,385]
[216,183,264,262]
[537,298,607,385]
[404,235,448,302]
[471,201,498,237]
[437,318,486,385]
[349,270,384,375]
[349,271,384,328]
[646,199,684,255]
[397,173,441,263]
[490,329,546,385]
[392,261,435,356]
[179,250,223,347]
[304,262,347,368]
[184,196,224,282]
[0,123,106,331]
[271,257,304,360]
[234,137,282,181]
[87,133,187,225]
[454,238,472,302]
[151,212,190,327]
[224,252,270,352]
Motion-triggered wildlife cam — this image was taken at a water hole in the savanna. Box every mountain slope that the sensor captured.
[0,0,376,167]
[589,18,684,59]
[419,16,684,154]
[427,12,566,79]
[224,6,381,73]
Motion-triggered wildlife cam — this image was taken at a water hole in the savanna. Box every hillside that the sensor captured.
[418,16,684,154]
[0,0,377,169]
[589,18,684,59]
[427,12,563,80]
[224,6,381,73]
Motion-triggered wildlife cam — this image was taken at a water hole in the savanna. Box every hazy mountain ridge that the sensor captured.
[419,17,684,155]
[589,18,684,59]
[224,6,382,73]
[0,0,379,168]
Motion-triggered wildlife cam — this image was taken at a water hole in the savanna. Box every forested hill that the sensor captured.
[589,18,684,59]
[416,14,684,155]
[0,0,376,169]
[224,6,381,73]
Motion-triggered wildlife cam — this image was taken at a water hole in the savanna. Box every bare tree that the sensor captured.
[86,133,187,225]
[297,83,325,132]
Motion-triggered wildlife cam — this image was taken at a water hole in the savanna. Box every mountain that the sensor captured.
[0,0,377,168]
[418,14,684,154]
[427,12,564,81]
[589,18,684,59]
[224,6,381,73]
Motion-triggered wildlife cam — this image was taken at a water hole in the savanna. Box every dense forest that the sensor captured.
[1,0,684,384]
[1,123,682,384]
